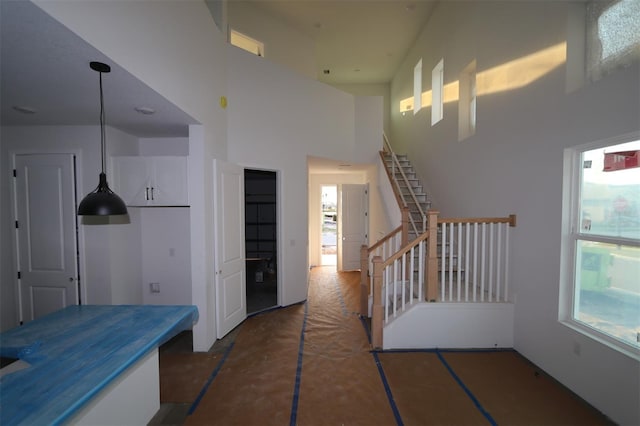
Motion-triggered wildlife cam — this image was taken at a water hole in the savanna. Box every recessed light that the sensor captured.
[134,106,156,115]
[13,105,37,114]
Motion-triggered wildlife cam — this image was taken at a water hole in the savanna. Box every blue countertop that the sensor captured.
[0,305,198,425]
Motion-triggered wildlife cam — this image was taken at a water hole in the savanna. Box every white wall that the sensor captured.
[384,303,515,350]
[334,83,391,137]
[389,2,640,424]
[140,208,191,306]
[34,0,228,351]
[0,125,141,330]
[227,46,383,306]
[227,1,317,81]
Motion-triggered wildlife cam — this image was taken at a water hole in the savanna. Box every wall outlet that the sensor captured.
[149,282,160,293]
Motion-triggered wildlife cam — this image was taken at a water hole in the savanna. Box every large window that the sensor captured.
[563,135,640,356]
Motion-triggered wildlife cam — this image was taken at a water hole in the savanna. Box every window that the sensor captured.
[230,30,264,57]
[413,59,422,115]
[562,134,640,357]
[431,59,444,125]
[586,0,640,81]
[458,60,476,140]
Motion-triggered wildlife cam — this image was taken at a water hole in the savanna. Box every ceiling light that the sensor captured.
[13,106,37,114]
[78,61,128,217]
[134,106,156,115]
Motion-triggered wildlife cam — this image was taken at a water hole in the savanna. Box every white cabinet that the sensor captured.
[111,156,188,206]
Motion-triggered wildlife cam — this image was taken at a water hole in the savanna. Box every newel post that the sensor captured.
[371,256,384,349]
[401,207,409,248]
[360,245,369,317]
[426,210,439,302]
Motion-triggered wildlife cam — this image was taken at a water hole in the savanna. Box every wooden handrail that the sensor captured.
[382,231,429,268]
[368,224,403,253]
[437,214,517,227]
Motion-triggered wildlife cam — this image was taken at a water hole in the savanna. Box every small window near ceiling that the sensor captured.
[458,60,477,141]
[587,0,640,81]
[561,135,640,357]
[230,29,264,57]
[431,59,444,126]
[414,59,423,115]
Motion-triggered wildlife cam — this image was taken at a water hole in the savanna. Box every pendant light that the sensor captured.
[78,61,128,216]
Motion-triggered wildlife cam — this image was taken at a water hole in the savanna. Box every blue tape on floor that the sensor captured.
[188,341,235,415]
[372,351,404,426]
[289,301,309,426]
[359,316,403,425]
[436,349,497,426]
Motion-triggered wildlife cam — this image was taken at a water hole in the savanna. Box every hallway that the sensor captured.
[156,267,611,425]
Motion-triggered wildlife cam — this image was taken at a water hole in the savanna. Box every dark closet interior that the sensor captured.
[245,169,278,314]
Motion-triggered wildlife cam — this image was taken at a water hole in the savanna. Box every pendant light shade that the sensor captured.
[78,61,128,216]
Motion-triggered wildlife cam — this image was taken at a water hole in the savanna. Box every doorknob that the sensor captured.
[69,277,75,282]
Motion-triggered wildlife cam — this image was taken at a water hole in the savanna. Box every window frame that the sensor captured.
[560,131,640,360]
[431,59,444,126]
[413,59,423,115]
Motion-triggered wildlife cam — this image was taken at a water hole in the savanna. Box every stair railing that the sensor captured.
[382,133,427,237]
[369,210,517,349]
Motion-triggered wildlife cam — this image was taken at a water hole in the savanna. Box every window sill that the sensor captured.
[560,319,640,361]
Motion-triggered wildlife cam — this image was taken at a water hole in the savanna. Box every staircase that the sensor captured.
[380,151,431,241]
[364,134,517,350]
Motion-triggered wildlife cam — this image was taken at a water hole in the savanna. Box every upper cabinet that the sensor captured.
[112,156,188,207]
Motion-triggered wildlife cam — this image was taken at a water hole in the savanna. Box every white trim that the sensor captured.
[559,130,640,359]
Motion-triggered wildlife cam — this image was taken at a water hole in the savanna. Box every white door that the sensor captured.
[14,153,79,322]
[214,160,246,338]
[338,184,368,271]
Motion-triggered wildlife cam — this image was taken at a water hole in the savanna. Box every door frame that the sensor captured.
[337,183,369,271]
[10,149,87,323]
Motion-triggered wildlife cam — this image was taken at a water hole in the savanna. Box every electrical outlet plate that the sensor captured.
[149,282,160,293]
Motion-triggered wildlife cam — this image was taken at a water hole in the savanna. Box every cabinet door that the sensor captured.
[151,157,188,206]
[111,157,152,206]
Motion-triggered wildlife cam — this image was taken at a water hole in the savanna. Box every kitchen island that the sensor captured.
[0,304,198,425]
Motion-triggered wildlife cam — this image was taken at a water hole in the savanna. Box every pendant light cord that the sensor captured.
[99,71,106,175]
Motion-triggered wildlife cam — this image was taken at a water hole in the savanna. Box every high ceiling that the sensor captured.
[239,0,437,85]
[1,0,434,141]
[0,0,197,138]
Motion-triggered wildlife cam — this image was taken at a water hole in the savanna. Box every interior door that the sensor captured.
[338,184,368,271]
[214,160,246,338]
[14,153,79,322]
